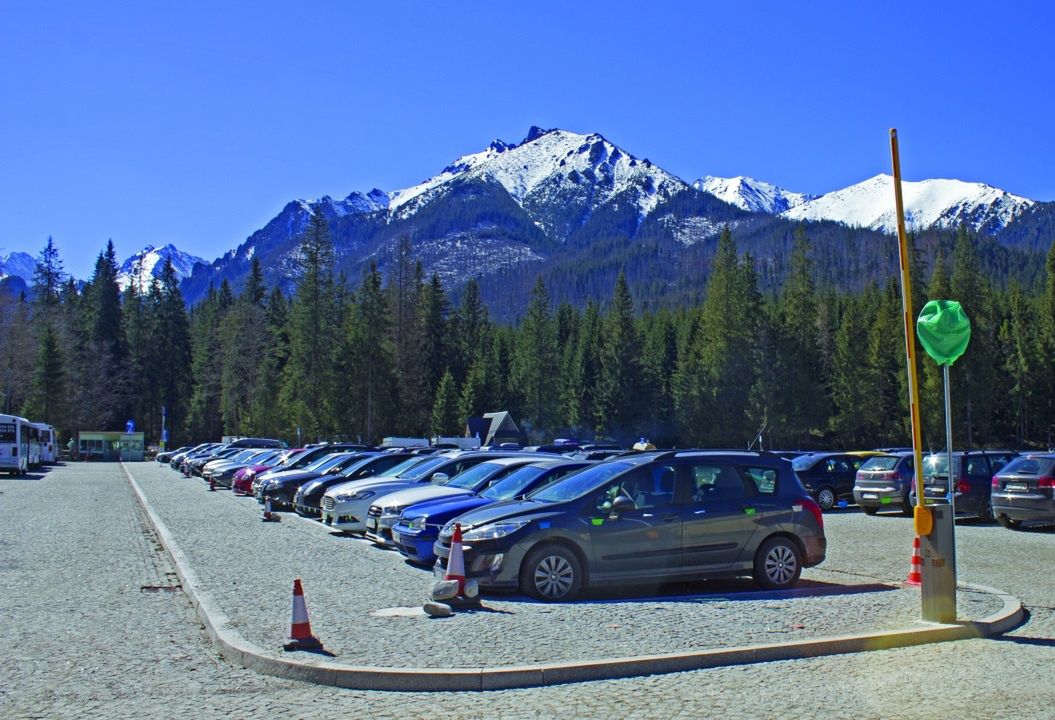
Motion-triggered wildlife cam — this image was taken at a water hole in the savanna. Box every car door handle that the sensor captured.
[663,513,679,522]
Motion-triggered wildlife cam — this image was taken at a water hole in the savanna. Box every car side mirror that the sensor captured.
[609,494,635,518]
[430,472,449,485]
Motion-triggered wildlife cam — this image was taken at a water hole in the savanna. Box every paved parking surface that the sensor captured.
[2,462,1053,719]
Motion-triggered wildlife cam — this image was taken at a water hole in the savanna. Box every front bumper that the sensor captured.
[319,504,366,533]
[392,526,440,563]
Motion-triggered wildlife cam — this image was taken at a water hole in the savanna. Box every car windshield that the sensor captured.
[302,453,342,472]
[313,453,355,473]
[363,456,423,478]
[398,456,451,481]
[529,461,635,503]
[860,456,898,471]
[480,465,549,500]
[445,462,507,490]
[923,455,960,476]
[792,455,819,471]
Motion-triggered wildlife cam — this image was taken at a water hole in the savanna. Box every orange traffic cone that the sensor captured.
[905,536,922,586]
[262,498,278,522]
[283,578,322,651]
[445,523,466,596]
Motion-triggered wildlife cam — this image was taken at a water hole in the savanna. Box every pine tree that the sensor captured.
[512,276,559,441]
[32,236,66,310]
[430,369,461,437]
[596,272,643,443]
[281,207,340,440]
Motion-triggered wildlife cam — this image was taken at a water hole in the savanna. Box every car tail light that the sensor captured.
[856,471,864,481]
[956,480,970,494]
[992,475,1001,488]
[1038,476,1055,489]
[802,497,824,530]
[883,471,898,481]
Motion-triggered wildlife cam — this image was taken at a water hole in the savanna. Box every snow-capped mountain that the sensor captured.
[117,244,206,292]
[781,174,1034,235]
[694,176,815,214]
[388,126,688,236]
[0,251,36,282]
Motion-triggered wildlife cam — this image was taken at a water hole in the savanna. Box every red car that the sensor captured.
[232,449,302,495]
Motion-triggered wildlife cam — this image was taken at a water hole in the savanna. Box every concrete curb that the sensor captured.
[125,466,1025,691]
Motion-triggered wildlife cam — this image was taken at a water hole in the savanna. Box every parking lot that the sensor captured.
[2,461,1054,719]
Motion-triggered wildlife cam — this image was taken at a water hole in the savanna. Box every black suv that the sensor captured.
[917,450,1018,521]
[433,450,826,601]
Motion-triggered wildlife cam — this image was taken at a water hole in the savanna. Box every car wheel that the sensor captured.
[862,506,879,516]
[901,498,914,517]
[815,486,836,511]
[520,544,583,602]
[753,536,802,590]
[997,515,1022,530]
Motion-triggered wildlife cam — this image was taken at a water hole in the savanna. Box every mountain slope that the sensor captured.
[117,244,206,292]
[782,174,1034,235]
[694,176,814,214]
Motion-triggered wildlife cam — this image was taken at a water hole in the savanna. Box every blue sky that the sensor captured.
[2,1,1052,279]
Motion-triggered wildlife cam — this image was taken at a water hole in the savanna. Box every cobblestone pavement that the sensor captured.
[2,462,1052,719]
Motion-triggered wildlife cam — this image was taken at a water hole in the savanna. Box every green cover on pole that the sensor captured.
[916,300,971,366]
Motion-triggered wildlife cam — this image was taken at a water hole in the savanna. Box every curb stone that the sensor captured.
[123,464,1025,691]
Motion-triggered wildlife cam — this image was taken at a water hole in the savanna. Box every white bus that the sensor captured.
[33,422,57,464]
[0,414,30,476]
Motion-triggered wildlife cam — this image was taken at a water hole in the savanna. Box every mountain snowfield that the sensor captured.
[781,174,1035,235]
[693,176,815,214]
[0,250,36,281]
[116,244,205,292]
[388,127,686,231]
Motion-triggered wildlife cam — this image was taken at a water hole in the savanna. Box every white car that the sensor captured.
[319,452,502,534]
[364,456,555,546]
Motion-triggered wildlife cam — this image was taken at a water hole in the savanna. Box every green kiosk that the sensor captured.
[78,431,145,462]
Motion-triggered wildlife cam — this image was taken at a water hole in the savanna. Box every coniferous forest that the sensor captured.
[4,214,1055,453]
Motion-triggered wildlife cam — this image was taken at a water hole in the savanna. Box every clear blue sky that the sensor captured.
[2,0,1053,279]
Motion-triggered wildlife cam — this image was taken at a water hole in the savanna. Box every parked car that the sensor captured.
[392,458,593,565]
[156,446,192,464]
[915,450,1018,521]
[205,449,284,488]
[365,455,559,547]
[791,452,867,510]
[433,450,826,601]
[853,452,915,516]
[251,443,370,499]
[293,453,420,517]
[320,451,527,536]
[257,452,369,509]
[991,453,1055,529]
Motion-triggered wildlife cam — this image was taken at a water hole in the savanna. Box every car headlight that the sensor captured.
[461,521,528,541]
[335,490,375,502]
[407,516,428,531]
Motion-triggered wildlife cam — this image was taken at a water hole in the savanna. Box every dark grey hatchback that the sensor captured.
[433,450,826,601]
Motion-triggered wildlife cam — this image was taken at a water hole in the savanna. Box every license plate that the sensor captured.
[1005,483,1027,491]
[862,493,878,499]
[367,517,378,531]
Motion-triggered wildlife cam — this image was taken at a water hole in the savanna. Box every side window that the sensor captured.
[590,466,676,514]
[689,464,747,502]
[744,466,777,495]
[967,457,988,476]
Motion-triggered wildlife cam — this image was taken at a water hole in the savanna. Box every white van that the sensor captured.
[0,414,30,475]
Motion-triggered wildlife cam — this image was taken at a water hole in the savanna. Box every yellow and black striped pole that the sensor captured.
[889,129,932,538]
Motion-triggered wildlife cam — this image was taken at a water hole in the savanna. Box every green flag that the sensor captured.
[916,299,971,366]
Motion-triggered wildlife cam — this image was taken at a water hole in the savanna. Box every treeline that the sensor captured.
[3,214,1055,451]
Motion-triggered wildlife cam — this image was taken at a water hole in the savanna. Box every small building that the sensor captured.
[78,431,146,462]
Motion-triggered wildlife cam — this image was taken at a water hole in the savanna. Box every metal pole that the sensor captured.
[944,365,954,510]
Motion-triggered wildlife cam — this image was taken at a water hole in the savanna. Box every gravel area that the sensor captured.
[3,461,1050,720]
[123,461,1001,668]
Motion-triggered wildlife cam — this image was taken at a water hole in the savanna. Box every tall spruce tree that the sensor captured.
[596,272,643,443]
[512,277,559,441]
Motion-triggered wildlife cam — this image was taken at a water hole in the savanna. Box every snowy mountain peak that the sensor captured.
[694,176,815,214]
[0,250,37,282]
[781,174,1035,235]
[387,126,688,231]
[117,244,205,292]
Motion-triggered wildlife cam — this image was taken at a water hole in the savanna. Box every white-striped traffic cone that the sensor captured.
[262,498,278,522]
[283,578,322,651]
[905,536,922,586]
[445,523,466,596]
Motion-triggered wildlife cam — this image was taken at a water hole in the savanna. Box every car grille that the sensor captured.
[322,497,335,511]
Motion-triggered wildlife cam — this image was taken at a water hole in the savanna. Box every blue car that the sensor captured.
[392,458,592,565]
